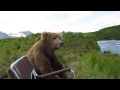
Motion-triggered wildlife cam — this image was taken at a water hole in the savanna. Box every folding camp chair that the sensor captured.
[7,56,75,79]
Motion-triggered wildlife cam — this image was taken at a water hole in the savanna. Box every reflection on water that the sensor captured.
[97,40,120,55]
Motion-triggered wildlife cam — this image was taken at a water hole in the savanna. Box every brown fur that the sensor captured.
[27,32,68,79]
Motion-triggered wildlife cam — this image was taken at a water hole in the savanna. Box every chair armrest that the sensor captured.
[36,68,71,79]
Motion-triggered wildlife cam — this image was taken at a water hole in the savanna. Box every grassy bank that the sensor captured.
[0,32,120,79]
[74,50,120,79]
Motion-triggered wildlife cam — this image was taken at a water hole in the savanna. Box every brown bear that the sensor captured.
[26,32,69,79]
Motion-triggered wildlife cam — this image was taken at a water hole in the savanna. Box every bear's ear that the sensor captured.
[41,32,48,38]
[57,33,63,40]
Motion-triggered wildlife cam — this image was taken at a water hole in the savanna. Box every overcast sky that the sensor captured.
[0,11,120,34]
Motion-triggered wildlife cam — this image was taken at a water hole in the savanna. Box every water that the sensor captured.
[97,40,120,55]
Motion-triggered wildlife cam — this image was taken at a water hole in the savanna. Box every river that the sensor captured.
[97,40,120,55]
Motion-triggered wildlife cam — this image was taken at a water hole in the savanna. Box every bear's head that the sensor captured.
[41,32,64,49]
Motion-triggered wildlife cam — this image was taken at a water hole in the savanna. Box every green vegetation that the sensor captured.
[0,27,120,79]
[0,33,40,78]
[94,25,120,40]
[75,50,120,79]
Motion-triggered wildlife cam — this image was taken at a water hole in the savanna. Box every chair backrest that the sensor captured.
[9,56,35,79]
[8,56,75,79]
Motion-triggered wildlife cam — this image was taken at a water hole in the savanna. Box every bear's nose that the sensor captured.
[60,43,64,47]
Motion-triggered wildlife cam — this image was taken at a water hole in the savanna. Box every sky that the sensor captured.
[0,11,120,34]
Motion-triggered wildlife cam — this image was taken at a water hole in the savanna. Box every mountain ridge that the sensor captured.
[0,31,33,39]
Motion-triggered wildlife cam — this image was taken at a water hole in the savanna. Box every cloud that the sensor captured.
[87,12,120,32]
[0,11,120,34]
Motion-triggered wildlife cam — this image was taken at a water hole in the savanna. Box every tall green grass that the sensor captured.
[75,50,120,79]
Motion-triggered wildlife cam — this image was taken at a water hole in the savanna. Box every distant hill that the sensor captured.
[94,25,120,40]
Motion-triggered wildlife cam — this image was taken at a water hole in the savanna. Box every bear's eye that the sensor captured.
[53,37,56,40]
